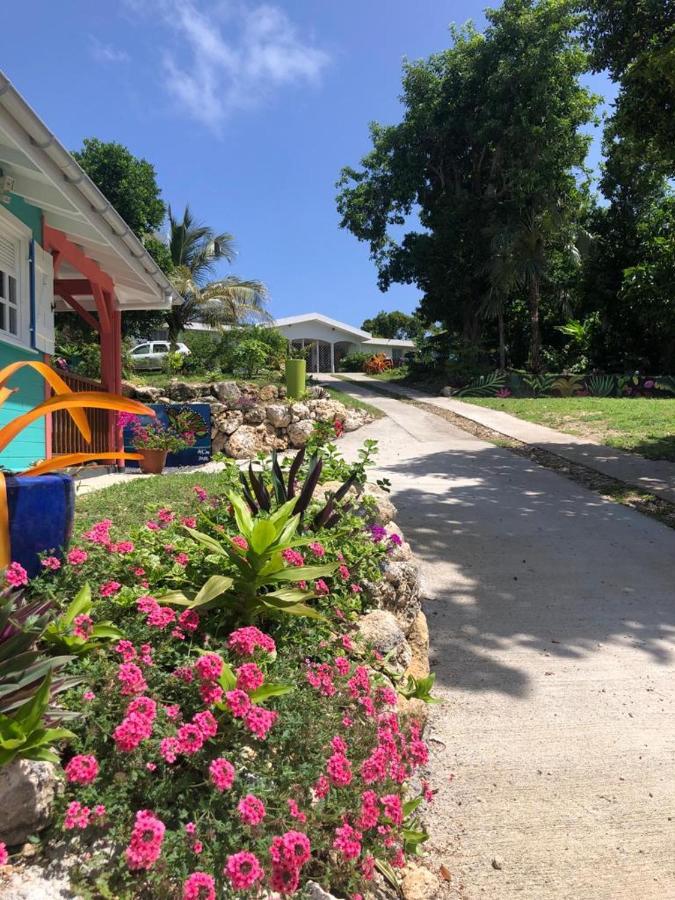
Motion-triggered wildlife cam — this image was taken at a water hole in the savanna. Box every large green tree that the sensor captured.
[580,1,675,171]
[73,138,166,237]
[337,0,596,371]
[361,310,424,340]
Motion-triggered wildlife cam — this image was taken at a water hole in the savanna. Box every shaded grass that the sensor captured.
[132,371,282,387]
[462,397,675,461]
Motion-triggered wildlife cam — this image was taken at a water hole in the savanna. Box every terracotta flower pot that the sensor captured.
[139,449,168,475]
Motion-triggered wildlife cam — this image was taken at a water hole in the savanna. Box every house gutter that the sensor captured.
[0,70,177,310]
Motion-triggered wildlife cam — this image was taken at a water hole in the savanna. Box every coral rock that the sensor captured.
[356,610,412,673]
[0,759,59,846]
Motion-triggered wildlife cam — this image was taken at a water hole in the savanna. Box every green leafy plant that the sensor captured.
[456,372,507,397]
[523,373,556,397]
[398,672,440,704]
[43,584,122,655]
[587,374,616,397]
[551,375,586,397]
[0,589,78,767]
[163,492,337,620]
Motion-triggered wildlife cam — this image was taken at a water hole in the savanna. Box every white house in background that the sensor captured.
[270,313,416,373]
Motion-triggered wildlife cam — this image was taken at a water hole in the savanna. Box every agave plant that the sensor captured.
[240,449,359,532]
[162,492,337,622]
[0,587,78,766]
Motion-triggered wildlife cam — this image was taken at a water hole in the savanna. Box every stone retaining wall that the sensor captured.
[126,380,373,458]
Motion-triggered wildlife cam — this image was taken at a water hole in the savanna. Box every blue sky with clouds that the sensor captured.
[3,1,615,327]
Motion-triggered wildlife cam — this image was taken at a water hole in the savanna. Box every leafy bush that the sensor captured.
[339,352,371,372]
[231,339,271,378]
[20,446,433,897]
[218,327,287,375]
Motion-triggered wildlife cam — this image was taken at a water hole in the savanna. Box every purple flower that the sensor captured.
[389,533,402,546]
[644,379,655,389]
[369,525,387,543]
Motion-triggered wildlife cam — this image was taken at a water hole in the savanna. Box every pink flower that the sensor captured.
[333,822,362,860]
[228,626,276,656]
[125,810,165,870]
[358,790,380,829]
[146,520,159,531]
[341,634,355,651]
[146,762,157,772]
[334,656,350,676]
[83,690,95,701]
[147,606,177,630]
[181,516,197,528]
[164,704,181,720]
[381,794,403,826]
[73,614,93,640]
[287,798,307,823]
[231,535,249,551]
[64,754,99,785]
[309,541,326,557]
[338,564,350,580]
[225,690,251,718]
[237,793,266,826]
[83,519,112,545]
[115,639,137,663]
[160,736,180,764]
[224,852,264,891]
[192,841,203,855]
[199,682,224,705]
[133,566,146,577]
[327,752,353,787]
[350,583,363,594]
[185,822,197,835]
[270,864,300,895]
[0,842,8,866]
[362,855,376,881]
[236,662,264,693]
[157,508,175,524]
[67,548,88,565]
[209,757,235,792]
[140,644,154,666]
[270,831,312,868]
[100,580,121,597]
[175,552,190,567]
[178,609,200,632]
[41,555,61,571]
[244,705,277,739]
[193,486,208,502]
[193,710,218,739]
[183,872,216,900]
[117,663,147,696]
[5,561,28,587]
[63,801,91,830]
[282,548,304,567]
[114,541,135,554]
[113,712,153,752]
[126,696,157,722]
[313,775,330,799]
[177,724,204,755]
[194,654,223,682]
[314,579,330,595]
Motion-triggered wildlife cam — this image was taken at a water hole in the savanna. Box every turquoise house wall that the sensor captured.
[5,194,42,243]
[0,201,46,470]
[0,342,46,471]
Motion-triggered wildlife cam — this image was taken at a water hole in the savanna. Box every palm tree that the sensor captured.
[164,206,270,347]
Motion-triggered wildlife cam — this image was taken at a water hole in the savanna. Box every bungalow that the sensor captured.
[0,71,176,470]
[271,313,416,373]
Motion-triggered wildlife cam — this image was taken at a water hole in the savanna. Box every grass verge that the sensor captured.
[462,397,675,462]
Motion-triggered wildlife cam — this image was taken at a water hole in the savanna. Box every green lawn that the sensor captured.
[132,371,282,387]
[75,471,235,536]
[462,397,675,461]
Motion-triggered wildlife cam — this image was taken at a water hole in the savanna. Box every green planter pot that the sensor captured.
[285,359,306,399]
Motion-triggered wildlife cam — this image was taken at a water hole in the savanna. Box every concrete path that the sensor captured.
[336,373,675,504]
[324,375,675,900]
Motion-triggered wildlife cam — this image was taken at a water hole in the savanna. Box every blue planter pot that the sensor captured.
[4,474,75,578]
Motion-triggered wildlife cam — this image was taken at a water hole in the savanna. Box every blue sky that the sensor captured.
[4,1,615,328]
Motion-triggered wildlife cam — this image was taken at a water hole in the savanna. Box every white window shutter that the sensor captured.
[34,243,55,354]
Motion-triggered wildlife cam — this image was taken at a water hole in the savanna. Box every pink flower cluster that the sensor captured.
[63,801,105,830]
[209,757,235,792]
[269,831,312,894]
[73,614,93,640]
[5,561,28,587]
[182,871,216,900]
[125,810,165,870]
[237,793,266,826]
[83,518,112,545]
[281,548,304,567]
[41,555,61,571]
[227,626,276,657]
[64,754,99,785]
[224,851,264,891]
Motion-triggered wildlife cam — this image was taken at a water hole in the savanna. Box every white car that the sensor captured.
[129,341,191,370]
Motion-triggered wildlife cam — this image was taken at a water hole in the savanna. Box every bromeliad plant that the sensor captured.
[240,449,359,532]
[162,492,337,621]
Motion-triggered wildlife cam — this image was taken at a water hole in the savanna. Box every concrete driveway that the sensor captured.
[327,377,675,900]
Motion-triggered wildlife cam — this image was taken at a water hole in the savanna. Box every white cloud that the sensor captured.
[141,1,330,130]
[89,36,130,64]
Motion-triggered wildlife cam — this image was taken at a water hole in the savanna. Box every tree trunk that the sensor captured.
[167,316,180,351]
[497,306,506,371]
[527,275,542,373]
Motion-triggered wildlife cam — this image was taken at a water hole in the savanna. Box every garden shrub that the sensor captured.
[363,354,393,375]
[339,353,371,373]
[12,447,432,898]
